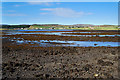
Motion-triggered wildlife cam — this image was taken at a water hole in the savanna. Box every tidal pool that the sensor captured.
[2,30,119,47]
[10,39,119,47]
[2,30,120,37]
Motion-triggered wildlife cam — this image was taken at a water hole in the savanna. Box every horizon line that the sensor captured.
[1,23,118,25]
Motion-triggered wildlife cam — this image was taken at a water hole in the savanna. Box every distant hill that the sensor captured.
[0,24,119,30]
[2,25,30,29]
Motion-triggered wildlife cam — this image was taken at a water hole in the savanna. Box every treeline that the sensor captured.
[2,25,30,29]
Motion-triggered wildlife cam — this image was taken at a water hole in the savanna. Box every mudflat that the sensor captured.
[2,30,120,79]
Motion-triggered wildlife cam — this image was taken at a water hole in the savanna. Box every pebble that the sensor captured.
[94,74,99,77]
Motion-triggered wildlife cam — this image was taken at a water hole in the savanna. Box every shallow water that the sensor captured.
[2,30,120,37]
[10,38,119,47]
[2,30,120,47]
[16,29,73,31]
[37,40,119,47]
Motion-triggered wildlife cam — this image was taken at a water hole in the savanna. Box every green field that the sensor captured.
[29,25,66,29]
[29,26,51,29]
[1,25,119,30]
[69,26,119,30]
[30,25,119,30]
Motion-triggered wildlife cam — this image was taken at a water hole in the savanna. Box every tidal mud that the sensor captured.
[2,30,120,79]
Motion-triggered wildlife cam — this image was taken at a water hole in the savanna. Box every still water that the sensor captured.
[2,30,119,47]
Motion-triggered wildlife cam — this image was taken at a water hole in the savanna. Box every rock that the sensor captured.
[113,56,118,61]
[94,44,98,46]
[103,73,114,78]
[44,74,50,78]
[94,74,99,77]
[9,62,14,66]
[14,63,21,67]
[83,64,92,72]
[35,74,43,77]
[9,68,15,73]
[97,59,104,64]
[97,59,113,66]
[103,61,113,66]
[111,51,116,55]
[3,63,8,67]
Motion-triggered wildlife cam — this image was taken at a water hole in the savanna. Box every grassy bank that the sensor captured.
[1,25,119,30]
[70,26,119,30]
[29,25,119,30]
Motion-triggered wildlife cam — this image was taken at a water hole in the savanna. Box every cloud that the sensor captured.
[7,10,16,12]
[86,13,93,15]
[56,2,60,5]
[0,6,2,9]
[40,8,93,17]
[27,0,60,2]
[40,8,55,11]
[14,5,21,7]
[3,14,26,16]
[28,2,52,6]
[28,2,60,6]
[40,12,48,15]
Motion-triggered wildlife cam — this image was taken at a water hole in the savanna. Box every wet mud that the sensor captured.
[2,30,120,79]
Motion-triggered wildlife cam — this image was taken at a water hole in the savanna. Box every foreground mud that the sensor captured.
[2,42,119,79]
[2,30,120,79]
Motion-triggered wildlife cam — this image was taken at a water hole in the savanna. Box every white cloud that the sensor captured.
[28,2,52,6]
[40,8,55,11]
[40,12,48,15]
[87,13,93,15]
[56,2,60,5]
[28,0,60,2]
[3,14,26,16]
[0,6,2,9]
[28,2,61,6]
[40,8,93,17]
[14,5,21,7]
[7,10,16,12]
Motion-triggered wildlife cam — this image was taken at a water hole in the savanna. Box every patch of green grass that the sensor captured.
[69,26,119,30]
[92,26,118,30]
[0,28,12,30]
[28,25,119,30]
[29,26,51,29]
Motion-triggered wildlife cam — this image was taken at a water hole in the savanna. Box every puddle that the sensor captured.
[2,30,120,37]
[2,30,120,47]
[40,40,119,47]
[16,29,73,32]
[0,37,8,39]
[10,39,119,47]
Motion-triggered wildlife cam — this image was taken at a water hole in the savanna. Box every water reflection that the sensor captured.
[10,39,119,47]
[2,30,119,47]
[2,30,120,37]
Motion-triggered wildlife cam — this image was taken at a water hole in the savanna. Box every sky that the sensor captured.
[2,0,120,2]
[2,2,118,25]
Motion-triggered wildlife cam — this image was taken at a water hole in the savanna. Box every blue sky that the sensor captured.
[2,0,119,2]
[2,2,118,25]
